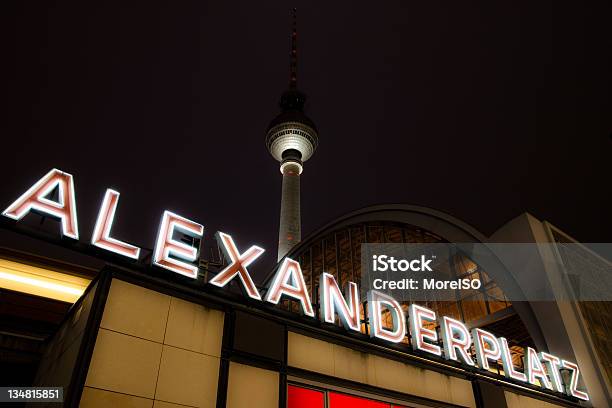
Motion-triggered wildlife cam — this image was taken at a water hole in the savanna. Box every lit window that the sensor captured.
[288,385,324,408]
[288,385,410,408]
[329,392,388,408]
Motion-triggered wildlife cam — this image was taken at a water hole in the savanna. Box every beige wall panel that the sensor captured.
[504,391,564,408]
[100,279,170,342]
[164,297,224,356]
[287,332,334,376]
[370,355,414,394]
[153,401,191,408]
[80,387,153,408]
[369,355,450,401]
[429,368,472,405]
[155,345,219,408]
[85,328,162,399]
[332,343,369,384]
[371,354,475,407]
[450,376,478,407]
[226,362,279,408]
[288,332,476,407]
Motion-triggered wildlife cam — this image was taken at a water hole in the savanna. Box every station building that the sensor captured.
[0,203,610,407]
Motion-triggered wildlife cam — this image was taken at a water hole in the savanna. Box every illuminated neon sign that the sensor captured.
[319,272,360,332]
[92,189,141,259]
[1,168,590,401]
[209,232,264,300]
[3,169,79,239]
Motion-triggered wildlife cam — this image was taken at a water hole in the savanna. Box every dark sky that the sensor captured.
[2,1,611,273]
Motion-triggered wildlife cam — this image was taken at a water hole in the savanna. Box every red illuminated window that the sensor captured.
[288,385,324,408]
[288,384,410,408]
[329,391,388,407]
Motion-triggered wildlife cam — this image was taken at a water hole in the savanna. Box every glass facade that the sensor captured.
[552,232,612,386]
[280,220,533,370]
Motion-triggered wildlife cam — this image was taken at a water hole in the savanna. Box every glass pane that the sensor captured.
[486,284,509,313]
[324,236,337,276]
[337,230,352,287]
[460,294,487,322]
[368,225,384,243]
[384,225,403,243]
[287,385,324,408]
[329,392,389,408]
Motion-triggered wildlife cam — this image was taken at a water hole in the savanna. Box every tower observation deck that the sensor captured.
[266,9,319,261]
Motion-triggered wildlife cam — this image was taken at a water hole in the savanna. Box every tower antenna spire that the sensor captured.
[289,8,298,89]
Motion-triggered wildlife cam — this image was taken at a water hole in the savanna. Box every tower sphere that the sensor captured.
[266,90,318,165]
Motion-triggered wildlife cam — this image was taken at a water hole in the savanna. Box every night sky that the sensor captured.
[2,1,611,273]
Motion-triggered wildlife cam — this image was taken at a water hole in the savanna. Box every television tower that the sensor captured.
[266,9,318,261]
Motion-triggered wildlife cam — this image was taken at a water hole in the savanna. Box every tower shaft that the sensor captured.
[278,162,301,260]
